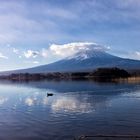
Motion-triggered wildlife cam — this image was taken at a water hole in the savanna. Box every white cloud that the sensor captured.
[24,50,39,58]
[29,42,110,61]
[0,52,8,59]
[0,42,109,65]
[49,42,109,57]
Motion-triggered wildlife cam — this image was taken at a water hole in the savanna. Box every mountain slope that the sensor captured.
[3,50,140,74]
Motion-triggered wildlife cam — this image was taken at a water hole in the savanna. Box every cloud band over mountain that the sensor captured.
[49,42,110,57]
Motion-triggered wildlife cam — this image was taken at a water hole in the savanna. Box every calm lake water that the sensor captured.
[0,80,140,140]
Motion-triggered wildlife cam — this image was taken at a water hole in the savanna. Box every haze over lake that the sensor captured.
[0,80,140,140]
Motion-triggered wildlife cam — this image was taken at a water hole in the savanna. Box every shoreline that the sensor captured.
[0,68,139,83]
[0,74,139,84]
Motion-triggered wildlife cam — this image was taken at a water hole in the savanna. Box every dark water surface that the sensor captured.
[0,80,140,140]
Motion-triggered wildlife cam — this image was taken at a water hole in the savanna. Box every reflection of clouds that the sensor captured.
[17,89,113,113]
[25,95,49,106]
[25,97,34,106]
[122,90,140,99]
[0,97,8,105]
[43,97,48,105]
[52,97,93,113]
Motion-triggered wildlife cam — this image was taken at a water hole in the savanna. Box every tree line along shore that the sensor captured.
[0,67,139,81]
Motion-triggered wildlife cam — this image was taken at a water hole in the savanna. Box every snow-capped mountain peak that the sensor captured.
[66,49,114,60]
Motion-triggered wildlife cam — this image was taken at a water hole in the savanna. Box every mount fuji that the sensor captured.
[3,49,140,74]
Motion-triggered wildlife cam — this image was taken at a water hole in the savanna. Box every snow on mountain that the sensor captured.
[66,49,117,60]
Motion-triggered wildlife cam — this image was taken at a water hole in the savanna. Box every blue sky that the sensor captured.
[0,0,140,71]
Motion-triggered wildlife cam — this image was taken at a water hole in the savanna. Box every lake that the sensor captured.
[0,80,140,140]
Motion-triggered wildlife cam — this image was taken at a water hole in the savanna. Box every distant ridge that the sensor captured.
[1,49,140,74]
